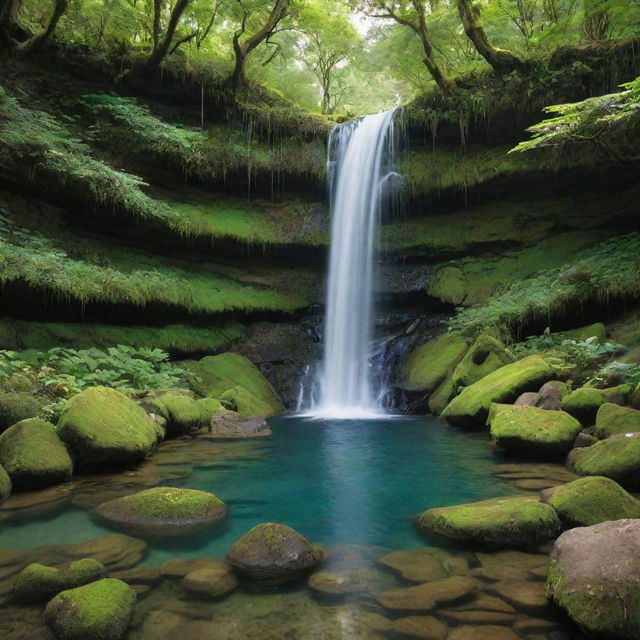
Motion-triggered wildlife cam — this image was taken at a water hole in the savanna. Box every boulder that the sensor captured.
[568,434,640,488]
[451,333,515,390]
[560,322,607,342]
[44,578,136,640]
[95,487,227,538]
[562,384,631,426]
[541,476,640,528]
[489,406,581,458]
[155,393,202,436]
[0,391,41,432]
[57,386,157,467]
[0,418,73,490]
[208,411,272,439]
[428,375,456,415]
[13,558,106,602]
[218,385,275,418]
[416,497,561,549]
[399,333,469,393]
[442,355,555,428]
[178,353,283,417]
[595,403,640,439]
[515,381,567,411]
[196,398,226,423]
[547,519,640,639]
[0,463,11,501]
[225,523,323,583]
[182,561,238,599]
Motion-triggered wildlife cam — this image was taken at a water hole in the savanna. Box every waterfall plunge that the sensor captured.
[310,110,398,419]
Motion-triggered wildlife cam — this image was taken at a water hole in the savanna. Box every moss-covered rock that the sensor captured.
[560,322,606,342]
[452,333,515,390]
[542,476,640,528]
[196,398,226,424]
[226,522,323,583]
[547,520,640,639]
[155,393,202,436]
[95,487,227,538]
[0,463,11,501]
[57,386,157,467]
[489,406,581,458]
[562,384,631,426]
[632,384,640,410]
[0,418,73,490]
[595,403,640,438]
[568,434,640,488]
[399,333,469,393]
[13,558,106,602]
[416,497,561,549]
[428,375,456,415]
[0,391,41,432]
[442,356,555,428]
[44,578,136,640]
[178,353,283,417]
[218,385,274,418]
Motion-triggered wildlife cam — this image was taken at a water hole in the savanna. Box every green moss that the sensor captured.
[442,355,555,428]
[562,385,631,426]
[0,392,41,432]
[0,418,73,490]
[416,497,561,549]
[489,406,581,458]
[452,333,514,390]
[219,385,275,418]
[569,435,640,488]
[545,476,640,528]
[13,559,106,602]
[399,333,469,393]
[57,386,157,467]
[0,464,10,501]
[594,403,640,438]
[196,398,226,423]
[560,323,606,342]
[44,578,136,640]
[428,375,456,415]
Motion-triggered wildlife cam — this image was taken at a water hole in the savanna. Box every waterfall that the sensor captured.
[309,109,398,419]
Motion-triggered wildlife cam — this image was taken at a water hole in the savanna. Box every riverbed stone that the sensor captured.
[486,580,548,612]
[452,333,515,390]
[438,609,517,625]
[546,519,640,639]
[541,476,640,528]
[445,592,515,613]
[392,615,448,640]
[95,487,227,538]
[417,497,561,549]
[568,433,640,488]
[182,563,238,599]
[377,576,478,611]
[13,558,106,602]
[595,403,640,438]
[448,624,521,640]
[377,548,468,582]
[44,578,136,640]
[308,568,382,595]
[489,406,581,458]
[57,386,157,467]
[225,522,323,583]
[474,550,548,581]
[442,355,555,428]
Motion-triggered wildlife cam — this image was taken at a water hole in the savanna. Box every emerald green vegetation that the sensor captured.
[569,435,640,488]
[595,403,640,438]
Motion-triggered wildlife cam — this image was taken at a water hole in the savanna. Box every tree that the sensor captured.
[19,0,69,53]
[144,0,193,70]
[583,0,610,41]
[231,0,292,92]
[0,0,18,45]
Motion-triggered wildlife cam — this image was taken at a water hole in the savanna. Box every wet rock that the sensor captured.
[52,534,147,571]
[513,618,565,635]
[448,625,521,640]
[595,403,640,439]
[417,497,561,549]
[515,392,542,407]
[0,464,10,502]
[474,550,548,581]
[377,548,468,583]
[225,523,323,584]
[308,568,382,596]
[547,519,640,639]
[44,578,136,640]
[95,487,227,538]
[110,566,162,585]
[486,580,548,613]
[377,576,478,611]
[573,431,597,448]
[13,558,106,602]
[392,615,448,640]
[444,592,515,614]
[182,563,238,599]
[160,557,227,579]
[206,411,272,439]
[438,610,517,625]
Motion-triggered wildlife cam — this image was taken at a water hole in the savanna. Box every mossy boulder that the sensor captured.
[560,322,606,342]
[0,418,73,490]
[568,434,640,488]
[541,476,640,528]
[452,333,515,390]
[57,386,157,467]
[489,406,581,458]
[13,558,106,602]
[428,375,456,415]
[178,353,283,417]
[547,520,640,639]
[0,391,41,432]
[196,398,226,423]
[399,333,469,393]
[0,463,10,501]
[226,523,323,584]
[595,403,640,439]
[562,384,631,426]
[155,393,202,436]
[218,385,274,418]
[44,578,136,640]
[95,487,228,538]
[416,497,561,549]
[442,355,555,428]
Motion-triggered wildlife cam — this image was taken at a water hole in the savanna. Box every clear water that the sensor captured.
[0,416,521,564]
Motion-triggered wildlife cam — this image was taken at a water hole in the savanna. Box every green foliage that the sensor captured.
[591,361,640,388]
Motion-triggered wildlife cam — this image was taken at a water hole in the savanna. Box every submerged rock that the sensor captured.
[595,402,640,438]
[308,568,383,596]
[377,547,468,582]
[392,615,448,640]
[489,406,581,458]
[207,410,272,439]
[182,561,238,599]
[13,558,106,602]
[547,519,640,639]
[57,386,157,467]
[442,355,555,428]
[225,522,323,584]
[44,578,136,640]
[448,624,521,640]
[417,497,561,549]
[377,576,478,611]
[0,418,73,490]
[95,487,227,538]
[541,476,640,527]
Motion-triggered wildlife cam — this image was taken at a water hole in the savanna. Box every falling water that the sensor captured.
[308,109,398,419]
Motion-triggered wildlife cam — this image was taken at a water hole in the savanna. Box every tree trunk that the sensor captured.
[583,0,610,42]
[456,0,525,74]
[144,0,192,71]
[19,0,69,53]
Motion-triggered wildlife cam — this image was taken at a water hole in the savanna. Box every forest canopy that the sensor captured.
[1,0,639,114]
